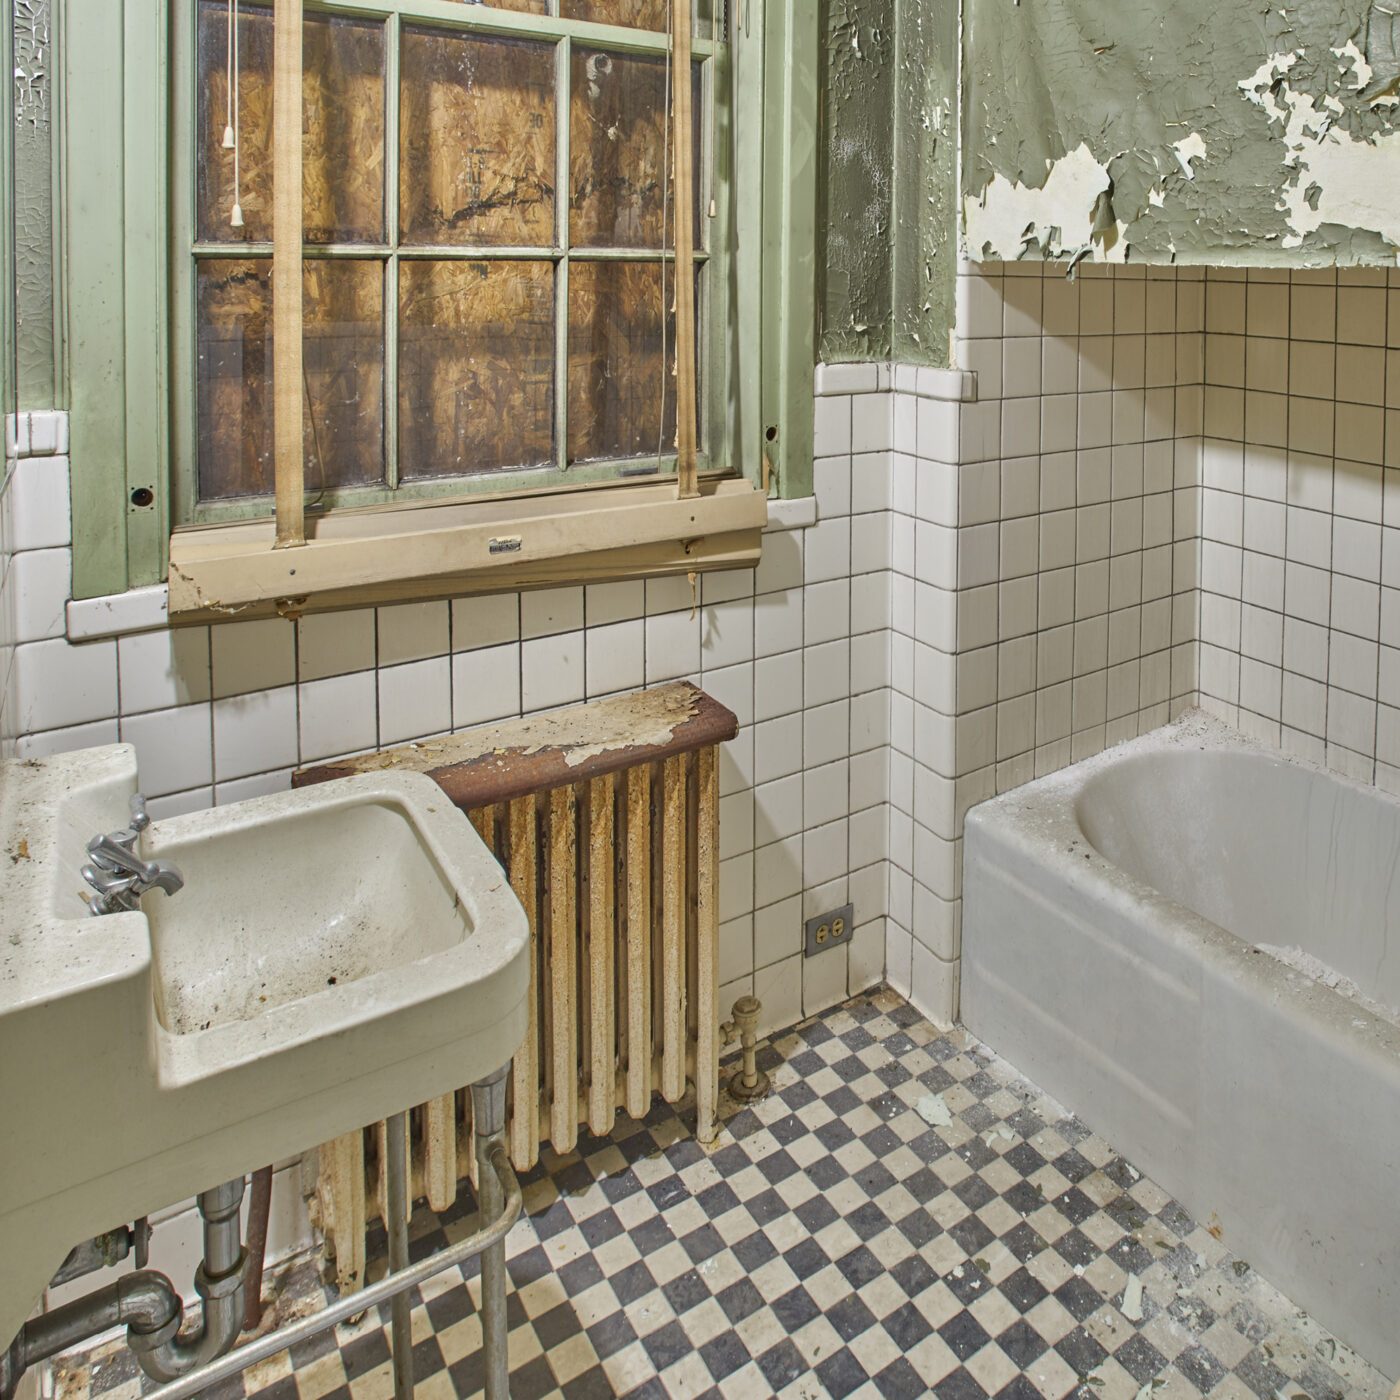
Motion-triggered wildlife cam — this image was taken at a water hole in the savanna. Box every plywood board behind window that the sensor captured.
[400,30,555,247]
[192,3,705,504]
[197,3,385,244]
[398,260,554,477]
[196,259,385,500]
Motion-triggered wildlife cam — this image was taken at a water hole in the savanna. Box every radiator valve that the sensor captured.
[720,995,770,1104]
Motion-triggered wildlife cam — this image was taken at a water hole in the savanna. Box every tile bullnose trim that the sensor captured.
[67,583,170,641]
[915,366,978,403]
[765,496,818,531]
[5,410,70,459]
[814,362,886,396]
[818,361,976,404]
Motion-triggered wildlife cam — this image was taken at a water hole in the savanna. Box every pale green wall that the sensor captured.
[13,0,58,407]
[817,0,959,368]
[963,0,1400,266]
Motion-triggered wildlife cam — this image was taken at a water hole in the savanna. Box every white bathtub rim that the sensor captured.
[964,714,1400,1057]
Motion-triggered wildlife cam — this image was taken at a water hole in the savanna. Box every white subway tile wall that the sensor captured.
[876,262,1203,1017]
[1193,266,1400,791]
[0,409,889,1039]
[7,261,1399,1032]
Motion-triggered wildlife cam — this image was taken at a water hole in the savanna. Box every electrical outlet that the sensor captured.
[804,903,854,957]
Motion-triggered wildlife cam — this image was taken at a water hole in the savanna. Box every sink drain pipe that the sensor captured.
[0,1180,247,1400]
[4,1070,517,1400]
[117,1067,519,1400]
[128,1180,247,1382]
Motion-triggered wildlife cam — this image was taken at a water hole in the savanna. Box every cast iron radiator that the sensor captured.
[292,681,736,1294]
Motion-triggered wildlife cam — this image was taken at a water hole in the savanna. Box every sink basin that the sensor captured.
[147,797,471,1036]
[0,745,529,1349]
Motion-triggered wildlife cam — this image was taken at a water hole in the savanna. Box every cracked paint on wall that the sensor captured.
[13,0,57,404]
[819,0,958,367]
[819,0,895,362]
[888,0,958,364]
[963,0,1400,267]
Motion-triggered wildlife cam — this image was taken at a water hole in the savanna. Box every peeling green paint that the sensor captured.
[963,0,1400,266]
[818,0,958,367]
[890,0,957,363]
[819,0,895,361]
[14,0,60,407]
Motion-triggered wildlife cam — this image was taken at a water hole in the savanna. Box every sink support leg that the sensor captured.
[471,1066,511,1400]
[385,1112,414,1400]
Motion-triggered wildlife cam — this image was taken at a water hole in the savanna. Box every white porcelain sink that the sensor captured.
[0,745,529,1349]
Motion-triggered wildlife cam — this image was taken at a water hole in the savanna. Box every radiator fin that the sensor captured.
[310,740,722,1296]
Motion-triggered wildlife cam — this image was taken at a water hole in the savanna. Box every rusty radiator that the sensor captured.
[293,683,734,1295]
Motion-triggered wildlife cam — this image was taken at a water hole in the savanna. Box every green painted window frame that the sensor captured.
[63,0,815,601]
[2,0,15,424]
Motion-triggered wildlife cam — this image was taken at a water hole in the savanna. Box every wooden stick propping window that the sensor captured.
[272,0,305,548]
[671,0,699,500]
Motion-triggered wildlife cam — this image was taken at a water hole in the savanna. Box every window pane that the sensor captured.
[197,3,385,245]
[569,52,700,249]
[568,260,698,463]
[398,261,555,478]
[561,0,667,33]
[196,259,386,501]
[400,30,556,248]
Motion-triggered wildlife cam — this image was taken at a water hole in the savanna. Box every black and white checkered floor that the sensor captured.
[57,989,1389,1400]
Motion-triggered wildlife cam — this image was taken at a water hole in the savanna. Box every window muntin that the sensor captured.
[179,0,718,521]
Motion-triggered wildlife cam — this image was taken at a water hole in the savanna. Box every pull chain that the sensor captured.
[656,0,673,472]
[229,0,244,228]
[222,0,235,148]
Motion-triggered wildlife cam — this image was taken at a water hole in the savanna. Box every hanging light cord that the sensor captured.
[228,0,244,228]
[656,0,673,472]
[223,0,235,148]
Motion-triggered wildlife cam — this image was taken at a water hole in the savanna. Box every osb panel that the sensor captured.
[198,1,385,245]
[569,51,700,248]
[398,259,554,477]
[568,261,700,463]
[474,0,549,14]
[400,28,556,248]
[561,0,667,33]
[197,258,385,500]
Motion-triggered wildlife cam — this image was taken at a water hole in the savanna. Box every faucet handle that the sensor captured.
[128,792,151,833]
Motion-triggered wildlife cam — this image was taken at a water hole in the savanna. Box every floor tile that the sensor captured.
[53,991,1389,1400]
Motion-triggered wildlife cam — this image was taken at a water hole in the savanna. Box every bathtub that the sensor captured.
[961,713,1400,1377]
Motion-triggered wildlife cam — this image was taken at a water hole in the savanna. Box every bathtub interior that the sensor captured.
[1074,744,1400,1017]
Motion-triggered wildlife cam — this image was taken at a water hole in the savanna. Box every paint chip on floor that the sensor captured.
[915,1091,952,1126]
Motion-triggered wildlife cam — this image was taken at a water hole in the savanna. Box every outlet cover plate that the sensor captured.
[804,903,854,957]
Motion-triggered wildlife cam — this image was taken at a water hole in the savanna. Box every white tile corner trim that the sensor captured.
[67,583,171,641]
[5,409,70,460]
[764,495,818,532]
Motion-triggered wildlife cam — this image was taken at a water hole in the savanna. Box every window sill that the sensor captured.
[66,483,817,641]
[163,477,769,625]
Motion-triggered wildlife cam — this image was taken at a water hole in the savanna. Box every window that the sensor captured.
[61,0,816,603]
[175,0,721,524]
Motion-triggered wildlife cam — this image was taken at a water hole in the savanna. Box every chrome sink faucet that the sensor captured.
[81,793,185,916]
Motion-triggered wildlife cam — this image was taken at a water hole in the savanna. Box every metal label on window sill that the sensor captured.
[488,536,523,554]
